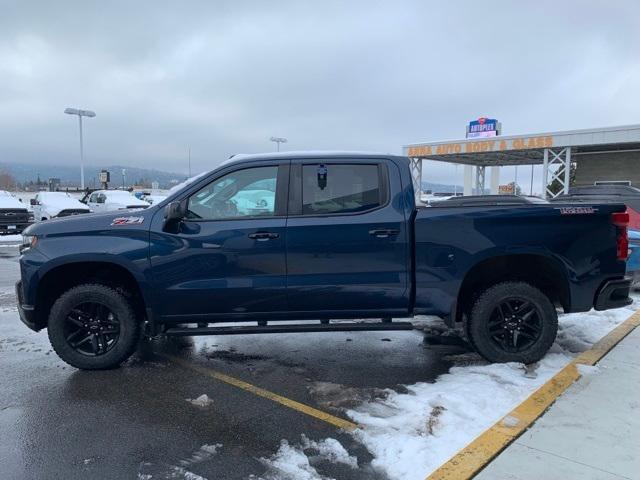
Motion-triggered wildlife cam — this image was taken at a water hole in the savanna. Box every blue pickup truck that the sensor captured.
[16,152,633,369]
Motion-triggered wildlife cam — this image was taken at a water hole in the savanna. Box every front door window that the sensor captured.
[187,166,279,220]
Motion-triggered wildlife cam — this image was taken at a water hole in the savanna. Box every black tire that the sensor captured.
[48,284,140,369]
[467,281,558,364]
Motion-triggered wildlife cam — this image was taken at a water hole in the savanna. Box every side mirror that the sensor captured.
[164,200,186,226]
[30,199,37,206]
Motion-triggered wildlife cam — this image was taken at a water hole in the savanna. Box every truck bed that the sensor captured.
[413,200,627,318]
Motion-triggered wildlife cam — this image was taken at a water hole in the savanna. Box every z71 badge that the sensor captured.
[111,216,145,226]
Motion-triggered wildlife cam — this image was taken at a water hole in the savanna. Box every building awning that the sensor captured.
[403,124,640,166]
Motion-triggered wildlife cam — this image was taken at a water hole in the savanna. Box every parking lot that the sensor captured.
[1,239,638,480]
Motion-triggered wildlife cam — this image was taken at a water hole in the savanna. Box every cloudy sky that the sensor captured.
[1,0,639,187]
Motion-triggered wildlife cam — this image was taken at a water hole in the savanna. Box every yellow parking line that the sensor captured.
[165,354,359,431]
[426,308,640,480]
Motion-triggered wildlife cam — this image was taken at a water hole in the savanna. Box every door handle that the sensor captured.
[248,232,280,241]
[369,228,400,238]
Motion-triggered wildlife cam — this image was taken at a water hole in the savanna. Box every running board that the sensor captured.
[164,321,414,336]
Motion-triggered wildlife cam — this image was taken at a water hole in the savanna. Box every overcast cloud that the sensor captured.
[1,0,639,186]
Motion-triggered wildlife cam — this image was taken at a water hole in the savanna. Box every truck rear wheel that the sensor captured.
[47,284,140,370]
[467,281,558,364]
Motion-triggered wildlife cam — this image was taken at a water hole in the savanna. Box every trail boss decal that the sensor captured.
[556,206,597,215]
[111,216,145,226]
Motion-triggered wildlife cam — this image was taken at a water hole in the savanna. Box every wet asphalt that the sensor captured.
[0,243,464,480]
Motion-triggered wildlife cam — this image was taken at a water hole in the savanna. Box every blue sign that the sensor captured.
[467,117,499,138]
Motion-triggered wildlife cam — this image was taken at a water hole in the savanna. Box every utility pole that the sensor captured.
[188,147,192,177]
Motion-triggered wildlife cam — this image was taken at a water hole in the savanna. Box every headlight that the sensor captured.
[19,235,37,254]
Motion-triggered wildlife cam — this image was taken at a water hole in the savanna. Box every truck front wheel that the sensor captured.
[48,284,140,370]
[467,281,558,364]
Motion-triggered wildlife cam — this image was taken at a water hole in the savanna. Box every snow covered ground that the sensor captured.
[344,296,640,480]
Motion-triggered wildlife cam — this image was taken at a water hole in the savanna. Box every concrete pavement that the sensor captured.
[475,325,640,480]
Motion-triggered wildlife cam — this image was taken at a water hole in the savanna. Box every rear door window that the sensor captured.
[301,164,382,215]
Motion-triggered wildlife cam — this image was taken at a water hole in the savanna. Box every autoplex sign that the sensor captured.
[406,135,554,157]
[467,117,498,138]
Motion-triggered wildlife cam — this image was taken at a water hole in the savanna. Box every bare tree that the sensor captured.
[0,171,16,190]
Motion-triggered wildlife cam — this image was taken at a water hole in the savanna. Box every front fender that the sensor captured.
[21,231,153,314]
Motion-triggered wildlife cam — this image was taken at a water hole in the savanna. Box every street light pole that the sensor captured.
[64,108,96,190]
[78,115,84,190]
[270,136,288,152]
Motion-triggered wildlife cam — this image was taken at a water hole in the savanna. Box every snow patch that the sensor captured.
[170,467,207,480]
[186,394,214,407]
[257,435,358,480]
[576,363,600,376]
[179,444,222,467]
[137,443,221,480]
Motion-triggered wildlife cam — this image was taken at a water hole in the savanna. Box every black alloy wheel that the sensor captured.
[64,302,121,356]
[486,297,543,353]
[467,281,558,364]
[48,284,140,369]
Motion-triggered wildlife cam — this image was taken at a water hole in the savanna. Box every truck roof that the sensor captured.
[224,151,404,167]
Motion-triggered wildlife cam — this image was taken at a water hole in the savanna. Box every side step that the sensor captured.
[165,321,414,337]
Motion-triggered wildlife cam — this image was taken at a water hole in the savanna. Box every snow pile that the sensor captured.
[186,394,214,407]
[257,435,358,480]
[347,298,638,480]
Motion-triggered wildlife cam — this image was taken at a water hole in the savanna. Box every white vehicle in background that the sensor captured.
[31,192,91,221]
[86,189,149,212]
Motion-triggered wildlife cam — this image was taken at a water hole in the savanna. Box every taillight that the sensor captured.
[612,211,629,261]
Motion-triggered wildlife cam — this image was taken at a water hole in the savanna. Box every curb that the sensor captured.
[426,308,640,480]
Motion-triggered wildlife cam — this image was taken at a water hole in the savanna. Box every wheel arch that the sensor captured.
[34,259,150,330]
[454,253,571,323]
